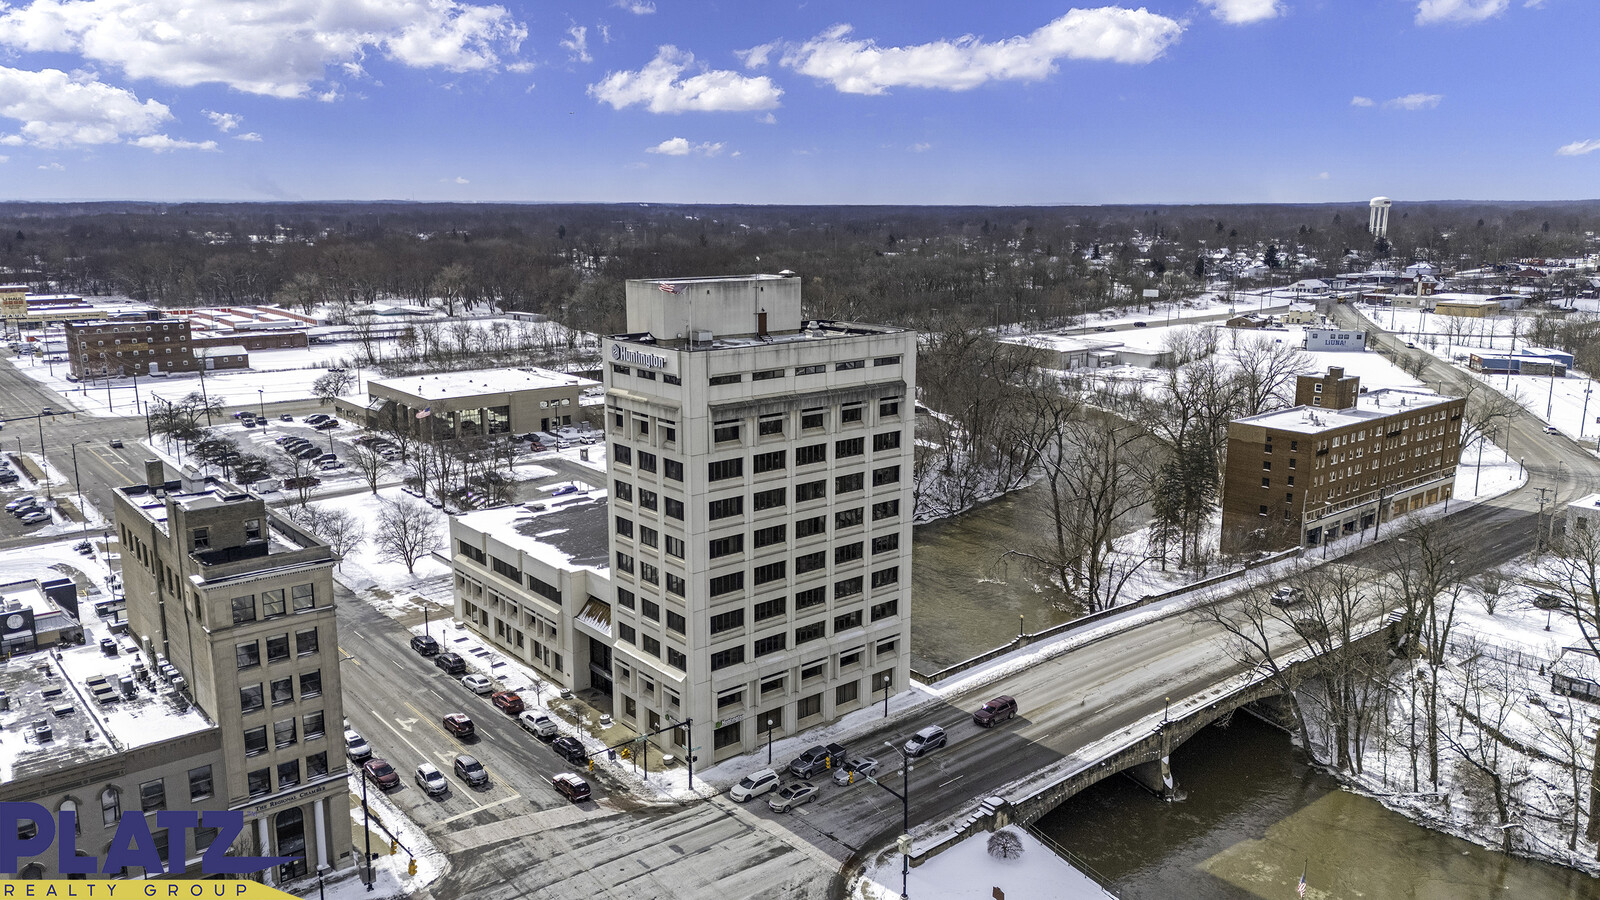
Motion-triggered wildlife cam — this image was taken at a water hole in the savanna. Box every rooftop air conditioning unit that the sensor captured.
[691,330,713,346]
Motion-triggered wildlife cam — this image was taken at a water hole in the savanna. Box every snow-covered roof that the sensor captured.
[1237,388,1457,434]
[454,493,611,576]
[372,366,597,401]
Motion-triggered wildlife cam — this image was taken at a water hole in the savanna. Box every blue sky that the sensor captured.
[0,0,1595,204]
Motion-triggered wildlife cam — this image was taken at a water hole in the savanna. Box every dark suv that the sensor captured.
[788,742,849,778]
[410,634,439,656]
[434,652,466,675]
[973,695,1018,727]
[552,736,589,765]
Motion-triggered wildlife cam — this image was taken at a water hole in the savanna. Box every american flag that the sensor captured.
[415,407,432,419]
[1297,863,1307,898]
[658,282,679,293]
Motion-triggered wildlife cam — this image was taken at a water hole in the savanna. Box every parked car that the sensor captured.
[1132,321,1148,328]
[344,729,372,762]
[550,484,580,496]
[555,439,572,451]
[415,763,449,795]
[789,742,849,778]
[109,438,123,448]
[318,461,344,471]
[973,696,1018,727]
[317,452,337,463]
[283,475,321,490]
[833,757,879,786]
[280,414,294,422]
[461,674,494,694]
[296,447,321,460]
[491,691,524,713]
[5,496,36,512]
[363,758,400,790]
[518,711,559,740]
[551,736,589,765]
[314,420,340,430]
[1270,586,1304,608]
[1546,425,1561,435]
[306,414,329,425]
[0,473,17,485]
[768,782,820,813]
[730,768,781,802]
[434,652,467,675]
[552,772,591,803]
[454,754,489,787]
[903,725,947,758]
[19,510,50,526]
[442,713,476,738]
[410,634,439,656]
[12,503,44,518]
[241,419,257,429]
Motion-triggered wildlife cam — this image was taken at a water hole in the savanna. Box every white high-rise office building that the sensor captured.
[604,274,915,761]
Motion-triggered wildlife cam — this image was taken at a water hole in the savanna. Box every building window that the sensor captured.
[754,450,786,473]
[639,451,657,473]
[297,628,319,655]
[306,752,328,779]
[758,416,785,437]
[708,458,743,481]
[836,508,865,529]
[801,408,825,429]
[711,609,745,633]
[303,710,326,739]
[836,359,864,371]
[871,599,899,621]
[834,610,863,632]
[667,647,687,670]
[615,551,634,574]
[709,374,743,386]
[709,497,743,520]
[618,623,636,644]
[797,481,826,502]
[277,760,300,789]
[616,516,635,538]
[641,635,661,657]
[458,541,486,564]
[872,500,900,521]
[641,598,661,621]
[274,718,297,748]
[664,458,683,481]
[873,465,900,486]
[639,489,658,511]
[300,670,322,698]
[491,556,521,581]
[247,769,271,798]
[841,403,864,424]
[753,561,786,585]
[240,683,264,713]
[796,515,826,538]
[836,681,860,704]
[710,535,745,558]
[872,533,900,555]
[873,431,901,452]
[874,355,902,367]
[709,572,745,596]
[666,573,685,596]
[262,588,286,618]
[666,498,684,520]
[753,368,783,381]
[614,480,634,502]
[754,633,786,656]
[100,788,121,827]
[835,472,864,494]
[292,584,315,611]
[188,766,213,801]
[271,677,294,706]
[615,444,632,465]
[796,364,824,376]
[244,726,268,756]
[754,524,787,548]
[797,693,824,718]
[236,641,260,669]
[753,597,786,621]
[231,595,256,624]
[835,542,864,565]
[714,722,742,749]
[616,587,636,610]
[192,527,210,550]
[664,535,685,558]
[795,551,826,574]
[795,621,826,645]
[753,487,787,511]
[1262,477,1271,487]
[835,577,864,599]
[710,646,746,670]
[263,634,288,663]
[796,444,827,466]
[139,780,166,813]
[871,567,899,588]
[836,437,864,458]
[714,422,741,443]
[639,562,660,585]
[795,586,826,610]
[879,399,902,418]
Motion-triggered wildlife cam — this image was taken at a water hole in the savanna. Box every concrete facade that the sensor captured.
[348,367,597,440]
[113,465,350,884]
[1221,368,1465,555]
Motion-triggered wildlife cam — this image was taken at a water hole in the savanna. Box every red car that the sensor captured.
[443,713,476,738]
[363,758,400,790]
[491,691,525,714]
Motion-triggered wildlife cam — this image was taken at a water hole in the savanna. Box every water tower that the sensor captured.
[1368,197,1392,238]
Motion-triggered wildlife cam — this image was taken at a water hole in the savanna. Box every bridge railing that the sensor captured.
[911,546,1302,685]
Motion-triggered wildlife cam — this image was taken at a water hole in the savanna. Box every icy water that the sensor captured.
[1037,714,1597,899]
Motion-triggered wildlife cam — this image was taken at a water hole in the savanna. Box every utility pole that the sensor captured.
[1535,487,1552,553]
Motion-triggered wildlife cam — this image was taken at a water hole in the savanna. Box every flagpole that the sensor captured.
[1297,860,1307,898]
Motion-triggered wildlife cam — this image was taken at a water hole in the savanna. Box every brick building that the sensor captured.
[66,314,252,378]
[1220,367,1465,555]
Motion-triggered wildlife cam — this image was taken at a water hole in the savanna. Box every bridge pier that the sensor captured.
[1125,725,1180,800]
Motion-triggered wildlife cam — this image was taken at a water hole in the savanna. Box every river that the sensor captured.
[1034,713,1596,899]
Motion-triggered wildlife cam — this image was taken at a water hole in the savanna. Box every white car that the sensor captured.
[462,673,494,694]
[344,729,372,762]
[730,768,780,802]
[415,763,449,796]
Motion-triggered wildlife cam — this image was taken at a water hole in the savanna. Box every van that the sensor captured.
[552,773,591,803]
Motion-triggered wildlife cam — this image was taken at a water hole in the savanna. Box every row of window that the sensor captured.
[239,670,323,713]
[700,356,901,386]
[706,599,899,671]
[235,627,320,668]
[230,584,317,625]
[93,765,214,820]
[244,709,329,756]
[248,752,330,798]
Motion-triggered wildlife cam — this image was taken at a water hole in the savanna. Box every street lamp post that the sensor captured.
[881,672,891,719]
[362,773,373,892]
[258,389,267,430]
[766,718,774,765]
[70,440,93,541]
[317,866,327,900]
[35,409,50,499]
[882,742,912,900]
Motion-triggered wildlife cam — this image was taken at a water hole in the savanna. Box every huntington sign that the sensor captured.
[610,343,671,371]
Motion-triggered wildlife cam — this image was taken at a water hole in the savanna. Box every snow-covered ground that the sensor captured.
[853,828,1110,900]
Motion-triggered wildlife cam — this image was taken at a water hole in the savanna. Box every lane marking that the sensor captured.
[438,795,521,825]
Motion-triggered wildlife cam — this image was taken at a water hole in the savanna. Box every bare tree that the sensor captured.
[1440,648,1527,853]
[986,829,1024,860]
[1228,335,1314,418]
[1381,522,1467,789]
[311,369,356,406]
[349,443,390,495]
[373,498,439,576]
[314,507,364,565]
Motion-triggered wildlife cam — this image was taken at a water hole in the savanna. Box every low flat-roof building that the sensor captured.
[339,366,599,439]
[1221,367,1465,555]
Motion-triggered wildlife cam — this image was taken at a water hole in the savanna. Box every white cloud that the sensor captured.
[0,65,171,146]
[454,176,469,183]
[1556,139,1600,157]
[0,0,529,98]
[235,132,262,142]
[777,9,1183,95]
[737,42,776,68]
[561,24,592,63]
[909,142,931,152]
[1200,0,1281,25]
[589,45,782,113]
[1314,171,1330,180]
[130,133,218,151]
[614,0,655,13]
[645,136,724,156]
[0,154,8,162]
[1415,0,1508,24]
[205,110,242,132]
[1383,92,1442,110]
[38,161,63,169]
[757,112,777,124]
[1350,95,1374,107]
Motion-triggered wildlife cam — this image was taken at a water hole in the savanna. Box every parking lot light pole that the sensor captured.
[257,389,267,430]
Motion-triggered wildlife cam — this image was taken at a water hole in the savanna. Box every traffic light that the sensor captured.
[407,858,418,877]
[389,839,398,854]
[896,834,912,856]
[588,759,594,771]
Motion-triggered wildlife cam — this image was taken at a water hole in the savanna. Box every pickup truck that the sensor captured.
[518,711,559,740]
